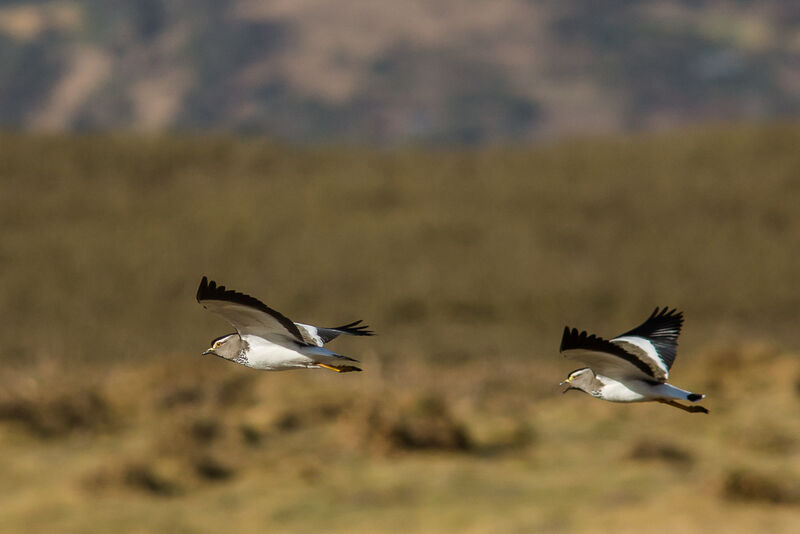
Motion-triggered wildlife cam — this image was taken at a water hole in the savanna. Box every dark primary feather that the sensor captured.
[560,326,657,379]
[316,320,375,344]
[196,276,305,342]
[615,307,684,370]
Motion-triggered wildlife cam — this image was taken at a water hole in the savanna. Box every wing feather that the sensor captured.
[559,326,659,382]
[196,277,304,344]
[611,306,683,372]
[295,320,375,347]
[295,323,324,346]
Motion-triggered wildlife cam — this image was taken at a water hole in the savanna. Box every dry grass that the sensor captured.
[1,125,800,531]
[0,344,798,533]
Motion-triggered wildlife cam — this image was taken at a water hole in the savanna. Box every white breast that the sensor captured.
[595,376,653,402]
[240,335,316,371]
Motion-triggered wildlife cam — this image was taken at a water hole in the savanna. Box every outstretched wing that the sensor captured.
[294,320,374,347]
[196,277,305,344]
[610,307,683,380]
[559,327,660,382]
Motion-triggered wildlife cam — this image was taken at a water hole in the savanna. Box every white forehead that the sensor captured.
[211,333,235,345]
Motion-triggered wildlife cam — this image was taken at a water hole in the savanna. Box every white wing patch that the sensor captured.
[610,335,669,381]
[294,323,324,347]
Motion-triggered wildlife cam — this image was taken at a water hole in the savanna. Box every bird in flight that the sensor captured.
[197,276,373,372]
[559,307,708,413]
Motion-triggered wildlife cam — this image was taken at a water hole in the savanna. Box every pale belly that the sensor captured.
[596,378,651,402]
[239,336,318,371]
[596,376,691,403]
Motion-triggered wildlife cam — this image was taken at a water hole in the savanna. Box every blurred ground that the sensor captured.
[0,125,799,532]
[0,344,798,533]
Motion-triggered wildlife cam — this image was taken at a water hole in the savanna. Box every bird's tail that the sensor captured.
[303,345,358,362]
[656,385,708,413]
[657,383,705,402]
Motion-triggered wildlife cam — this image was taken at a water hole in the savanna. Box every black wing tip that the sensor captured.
[560,326,600,353]
[197,276,226,302]
[687,393,704,402]
[559,326,570,351]
[196,277,247,305]
[648,306,685,331]
[624,306,685,340]
[195,277,304,341]
[651,305,684,319]
[197,276,209,302]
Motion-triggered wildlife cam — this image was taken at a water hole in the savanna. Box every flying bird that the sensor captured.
[197,276,373,372]
[559,307,708,413]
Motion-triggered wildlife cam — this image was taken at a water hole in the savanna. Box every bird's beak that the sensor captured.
[202,349,213,356]
[559,380,572,394]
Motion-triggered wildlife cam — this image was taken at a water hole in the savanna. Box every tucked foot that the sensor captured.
[658,399,709,414]
[316,363,363,373]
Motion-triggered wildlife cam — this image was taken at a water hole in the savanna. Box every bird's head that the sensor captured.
[560,368,595,394]
[202,333,240,360]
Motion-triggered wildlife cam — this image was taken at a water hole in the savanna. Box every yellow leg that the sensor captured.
[316,363,362,373]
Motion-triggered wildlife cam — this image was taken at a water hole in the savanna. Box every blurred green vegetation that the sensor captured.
[1,124,800,369]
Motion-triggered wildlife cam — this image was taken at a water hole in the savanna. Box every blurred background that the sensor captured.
[1,1,799,532]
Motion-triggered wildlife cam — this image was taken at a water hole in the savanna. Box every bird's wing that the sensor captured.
[294,320,374,347]
[196,277,305,344]
[560,327,660,382]
[610,307,684,382]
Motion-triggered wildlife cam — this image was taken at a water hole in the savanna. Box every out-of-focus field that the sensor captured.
[0,126,799,532]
